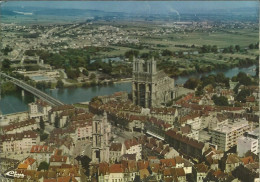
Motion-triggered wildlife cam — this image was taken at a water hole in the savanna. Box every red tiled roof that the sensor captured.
[99,162,109,175]
[124,138,139,150]
[36,99,49,107]
[175,168,185,177]
[226,154,241,164]
[51,105,74,112]
[0,130,38,142]
[137,161,149,170]
[246,96,255,102]
[165,129,205,150]
[50,155,67,163]
[24,157,36,165]
[241,156,254,165]
[30,145,54,153]
[109,164,124,173]
[194,163,208,173]
[57,176,71,182]
[18,163,29,169]
[160,159,176,167]
[2,119,36,133]
[43,179,57,182]
[110,143,122,151]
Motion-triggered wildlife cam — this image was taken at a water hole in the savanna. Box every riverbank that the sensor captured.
[113,78,132,84]
[0,65,257,115]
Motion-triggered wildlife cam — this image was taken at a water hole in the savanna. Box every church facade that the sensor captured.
[132,57,175,108]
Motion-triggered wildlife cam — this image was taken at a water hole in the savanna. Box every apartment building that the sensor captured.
[30,145,55,164]
[211,119,251,151]
[237,136,258,157]
[0,131,40,155]
[1,119,38,135]
[29,100,52,121]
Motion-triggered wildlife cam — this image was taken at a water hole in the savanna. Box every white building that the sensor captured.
[124,138,142,161]
[0,131,40,155]
[245,128,260,155]
[109,143,124,163]
[186,117,202,140]
[150,107,178,124]
[75,122,92,141]
[30,145,55,164]
[237,136,258,157]
[193,163,209,182]
[98,163,125,182]
[29,100,52,121]
[211,118,251,151]
[207,114,229,131]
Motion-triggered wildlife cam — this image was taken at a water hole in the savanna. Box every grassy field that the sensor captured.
[102,25,258,59]
[146,31,258,48]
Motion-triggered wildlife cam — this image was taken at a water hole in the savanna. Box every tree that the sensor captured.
[91,96,102,103]
[223,47,229,53]
[201,45,211,53]
[47,81,52,89]
[195,84,204,96]
[233,83,240,94]
[40,133,48,141]
[36,81,47,90]
[140,52,150,59]
[90,73,96,80]
[249,43,254,49]
[37,161,49,171]
[75,156,91,176]
[211,45,218,53]
[2,59,11,70]
[162,49,172,56]
[235,89,250,103]
[237,72,252,86]
[56,79,64,88]
[235,45,241,52]
[125,49,139,59]
[133,175,141,182]
[54,115,59,128]
[229,45,234,53]
[82,69,89,76]
[184,77,200,89]
[212,95,229,106]
[66,68,78,79]
[2,46,13,55]
[201,75,217,88]
[40,117,45,130]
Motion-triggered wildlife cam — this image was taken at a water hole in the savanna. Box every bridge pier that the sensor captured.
[21,90,25,97]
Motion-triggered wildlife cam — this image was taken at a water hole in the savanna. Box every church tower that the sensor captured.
[91,112,111,164]
[132,57,174,108]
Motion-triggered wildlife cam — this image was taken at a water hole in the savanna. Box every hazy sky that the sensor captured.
[3,1,259,14]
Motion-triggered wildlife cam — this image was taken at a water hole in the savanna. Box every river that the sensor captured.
[0,65,256,115]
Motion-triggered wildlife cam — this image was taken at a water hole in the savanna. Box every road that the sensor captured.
[111,126,143,143]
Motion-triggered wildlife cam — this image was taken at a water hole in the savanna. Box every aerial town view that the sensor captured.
[0,1,259,182]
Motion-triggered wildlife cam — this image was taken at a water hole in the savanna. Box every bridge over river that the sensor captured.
[0,72,64,106]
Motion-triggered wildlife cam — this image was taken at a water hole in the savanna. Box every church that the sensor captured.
[132,57,175,108]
